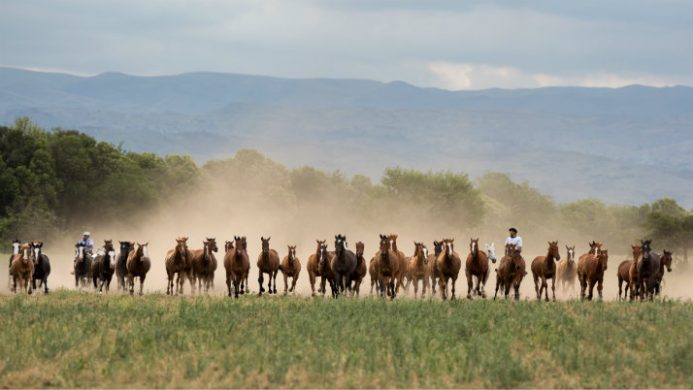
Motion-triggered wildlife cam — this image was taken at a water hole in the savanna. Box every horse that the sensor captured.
[556,245,577,295]
[92,239,116,293]
[374,234,400,299]
[30,241,51,294]
[494,244,526,300]
[636,240,660,301]
[331,234,357,297]
[165,237,191,295]
[315,242,336,298]
[73,242,91,288]
[388,234,409,293]
[350,241,367,296]
[126,242,151,295]
[434,238,462,300]
[616,245,641,300]
[408,242,430,298]
[577,244,609,301]
[428,240,444,296]
[465,238,494,299]
[257,236,280,296]
[224,236,250,298]
[8,239,20,289]
[280,245,301,295]
[116,241,133,291]
[10,243,34,294]
[307,240,328,296]
[655,250,673,297]
[530,241,561,301]
[191,238,218,293]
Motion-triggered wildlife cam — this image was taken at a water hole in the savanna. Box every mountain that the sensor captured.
[1,67,692,206]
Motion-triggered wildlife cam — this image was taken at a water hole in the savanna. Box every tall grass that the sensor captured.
[1,291,691,388]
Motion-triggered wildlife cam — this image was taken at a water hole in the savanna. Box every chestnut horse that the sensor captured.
[351,241,367,296]
[191,238,218,293]
[30,241,51,294]
[307,240,327,296]
[408,242,430,298]
[428,240,444,296]
[92,239,117,293]
[331,234,357,297]
[530,241,561,301]
[126,242,151,295]
[388,234,408,293]
[434,239,462,300]
[257,236,280,296]
[165,237,191,295]
[224,236,250,298]
[577,244,609,301]
[368,256,378,295]
[280,245,301,295]
[8,239,20,289]
[616,245,641,300]
[10,243,34,294]
[655,250,673,296]
[374,234,400,299]
[556,245,577,295]
[494,244,526,300]
[116,241,133,291]
[465,238,494,299]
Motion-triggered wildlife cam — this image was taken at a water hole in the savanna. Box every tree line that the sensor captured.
[1,118,691,263]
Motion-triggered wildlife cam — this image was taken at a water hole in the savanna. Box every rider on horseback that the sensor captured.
[505,227,523,254]
[72,231,94,272]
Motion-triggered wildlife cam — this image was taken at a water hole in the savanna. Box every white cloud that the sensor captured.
[428,62,689,90]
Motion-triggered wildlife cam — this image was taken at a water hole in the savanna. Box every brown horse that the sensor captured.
[224,236,250,298]
[494,244,526,300]
[317,242,337,298]
[350,241,367,296]
[374,234,401,299]
[165,237,190,295]
[126,242,151,295]
[191,238,218,293]
[577,244,609,301]
[280,245,301,295]
[257,236,280,296]
[388,234,409,293]
[307,240,328,296]
[408,242,430,298]
[531,241,561,301]
[428,240,443,296]
[368,256,378,295]
[10,243,34,294]
[556,245,577,295]
[435,238,462,300]
[616,245,641,300]
[465,238,493,299]
[655,250,673,296]
[73,242,91,288]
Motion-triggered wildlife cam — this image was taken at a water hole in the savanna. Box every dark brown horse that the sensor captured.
[636,240,660,300]
[494,244,526,300]
[116,241,133,291]
[73,242,91,288]
[655,250,673,296]
[92,239,117,293]
[318,242,336,298]
[331,234,357,297]
[30,241,51,294]
[465,238,493,299]
[280,245,301,295]
[408,242,430,298]
[224,236,250,298]
[10,243,34,294]
[257,236,280,296]
[165,237,191,295]
[577,244,609,301]
[531,241,561,301]
[374,234,400,299]
[191,238,218,293]
[616,245,641,300]
[126,242,151,295]
[434,238,462,300]
[350,241,367,296]
[556,245,577,295]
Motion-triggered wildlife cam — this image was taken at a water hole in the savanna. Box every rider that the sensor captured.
[78,232,95,256]
[505,227,523,254]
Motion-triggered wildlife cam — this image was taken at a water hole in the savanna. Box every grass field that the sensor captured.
[1,291,692,388]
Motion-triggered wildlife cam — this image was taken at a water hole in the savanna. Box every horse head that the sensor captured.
[318,243,330,269]
[415,242,429,264]
[640,240,652,256]
[548,241,560,261]
[260,236,271,255]
[335,234,347,255]
[19,243,32,264]
[631,245,642,262]
[136,242,149,258]
[30,241,43,265]
[355,241,365,261]
[388,234,399,252]
[75,242,86,259]
[287,245,297,262]
[469,238,479,257]
[662,250,673,272]
[224,240,234,253]
[119,241,133,255]
[205,237,218,253]
[485,242,497,264]
[433,240,443,257]
[443,238,455,257]
[565,245,575,264]
[597,248,609,270]
[315,239,326,255]
[378,234,390,254]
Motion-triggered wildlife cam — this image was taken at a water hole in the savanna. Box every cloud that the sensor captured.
[428,62,690,90]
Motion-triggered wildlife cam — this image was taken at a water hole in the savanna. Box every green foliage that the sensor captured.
[0,292,692,388]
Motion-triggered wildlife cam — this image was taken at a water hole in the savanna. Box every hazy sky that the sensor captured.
[1,0,692,89]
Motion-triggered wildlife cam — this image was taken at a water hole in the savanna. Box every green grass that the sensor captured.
[1,291,692,388]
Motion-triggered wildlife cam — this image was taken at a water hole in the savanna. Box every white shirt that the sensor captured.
[505,236,523,249]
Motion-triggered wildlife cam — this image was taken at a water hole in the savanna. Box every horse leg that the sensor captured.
[597,276,604,300]
[258,272,265,296]
[587,278,595,301]
[272,271,278,294]
[283,272,289,295]
[466,271,473,299]
[542,276,549,302]
[438,277,447,300]
[291,274,299,293]
[128,274,135,295]
[533,273,540,300]
[139,275,145,296]
[550,277,555,301]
